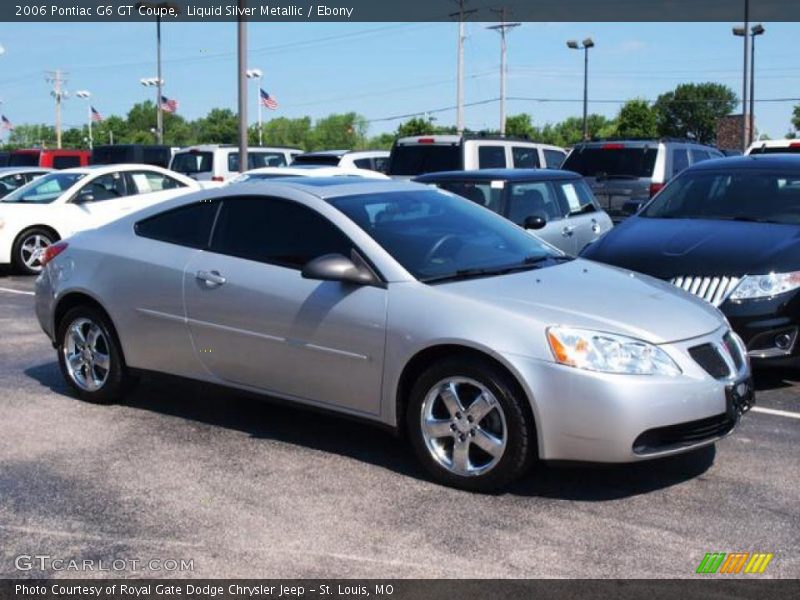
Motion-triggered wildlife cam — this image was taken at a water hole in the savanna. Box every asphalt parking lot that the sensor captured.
[1,271,798,579]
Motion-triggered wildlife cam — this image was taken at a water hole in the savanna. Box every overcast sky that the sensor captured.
[1,21,798,139]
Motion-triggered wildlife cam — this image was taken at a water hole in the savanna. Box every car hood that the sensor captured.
[435,259,724,345]
[582,216,800,278]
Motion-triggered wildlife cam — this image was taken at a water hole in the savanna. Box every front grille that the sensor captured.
[670,275,741,306]
[689,343,731,379]
[633,413,736,454]
[722,332,745,371]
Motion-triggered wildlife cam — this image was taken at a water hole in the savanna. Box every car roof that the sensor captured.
[414,168,582,183]
[748,139,800,149]
[54,163,170,175]
[0,166,53,174]
[572,138,717,149]
[174,144,301,152]
[230,177,421,199]
[295,149,350,158]
[687,154,800,172]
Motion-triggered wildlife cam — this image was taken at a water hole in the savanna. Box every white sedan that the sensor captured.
[229,165,390,184]
[0,164,199,274]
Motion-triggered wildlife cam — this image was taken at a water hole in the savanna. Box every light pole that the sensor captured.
[237,0,248,173]
[75,90,93,150]
[136,2,179,145]
[733,0,751,152]
[487,9,520,137]
[139,77,164,142]
[246,68,263,147]
[734,23,764,147]
[567,38,595,141]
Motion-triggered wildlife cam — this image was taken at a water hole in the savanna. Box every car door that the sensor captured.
[505,181,576,254]
[554,178,611,253]
[182,195,388,416]
[70,171,136,227]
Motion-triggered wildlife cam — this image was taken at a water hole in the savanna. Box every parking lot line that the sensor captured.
[0,287,34,296]
[752,406,800,420]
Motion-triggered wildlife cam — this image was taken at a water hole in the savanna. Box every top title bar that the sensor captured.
[4,0,800,22]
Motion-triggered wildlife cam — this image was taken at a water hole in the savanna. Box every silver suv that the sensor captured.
[562,139,725,221]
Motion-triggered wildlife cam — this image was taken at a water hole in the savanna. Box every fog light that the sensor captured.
[775,334,793,350]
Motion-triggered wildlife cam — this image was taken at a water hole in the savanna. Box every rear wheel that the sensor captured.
[12,227,57,275]
[57,306,130,404]
[407,356,535,492]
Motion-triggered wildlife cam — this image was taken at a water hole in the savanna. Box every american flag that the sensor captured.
[260,88,278,110]
[160,95,179,113]
[1,115,13,130]
[91,106,104,122]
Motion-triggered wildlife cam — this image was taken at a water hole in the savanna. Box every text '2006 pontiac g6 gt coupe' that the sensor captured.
[35,178,753,491]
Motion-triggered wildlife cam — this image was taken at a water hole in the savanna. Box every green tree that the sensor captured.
[193,108,239,144]
[396,117,438,137]
[615,99,658,139]
[5,124,55,148]
[505,114,536,138]
[366,132,396,150]
[125,101,194,145]
[792,104,800,132]
[653,83,737,144]
[93,115,129,146]
[309,112,366,150]
[260,116,313,149]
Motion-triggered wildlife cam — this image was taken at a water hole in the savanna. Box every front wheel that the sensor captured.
[57,306,131,404]
[407,357,535,492]
[12,228,57,275]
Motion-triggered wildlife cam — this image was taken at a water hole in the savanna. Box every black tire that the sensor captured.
[406,356,535,492]
[11,227,57,276]
[56,305,130,404]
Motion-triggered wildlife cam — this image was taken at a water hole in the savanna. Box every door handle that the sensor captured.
[590,219,601,234]
[561,226,576,237]
[196,270,226,288]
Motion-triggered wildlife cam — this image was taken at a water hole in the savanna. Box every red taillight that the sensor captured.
[790,142,800,148]
[417,138,435,144]
[211,176,224,182]
[649,182,665,197]
[41,241,68,266]
[602,143,624,150]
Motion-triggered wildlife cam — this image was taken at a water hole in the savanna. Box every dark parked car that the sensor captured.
[91,144,172,168]
[414,169,613,255]
[582,155,800,366]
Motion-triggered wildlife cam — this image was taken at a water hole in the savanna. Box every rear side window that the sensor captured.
[10,153,40,167]
[228,152,288,172]
[128,170,186,194]
[172,152,212,174]
[52,156,81,169]
[544,149,566,169]
[512,147,540,168]
[478,146,507,169]
[210,197,353,269]
[353,158,372,169]
[672,148,690,176]
[690,149,710,164]
[292,154,341,166]
[389,144,462,176]
[135,201,220,248]
[562,147,658,178]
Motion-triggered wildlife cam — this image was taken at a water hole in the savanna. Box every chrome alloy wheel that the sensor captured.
[62,318,111,392]
[420,377,508,477]
[20,233,52,272]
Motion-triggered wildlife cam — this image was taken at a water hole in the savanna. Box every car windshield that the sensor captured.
[172,152,212,174]
[562,146,657,178]
[389,144,463,176]
[329,189,564,282]
[2,172,85,204]
[640,170,800,224]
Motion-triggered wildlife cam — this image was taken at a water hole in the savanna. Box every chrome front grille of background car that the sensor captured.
[670,275,741,307]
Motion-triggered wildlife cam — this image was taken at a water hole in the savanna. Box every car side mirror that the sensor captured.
[74,191,94,204]
[523,215,547,230]
[301,253,376,286]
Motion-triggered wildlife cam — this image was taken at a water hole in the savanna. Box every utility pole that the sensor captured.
[237,0,248,172]
[451,1,476,134]
[741,0,750,152]
[487,8,520,137]
[46,70,68,149]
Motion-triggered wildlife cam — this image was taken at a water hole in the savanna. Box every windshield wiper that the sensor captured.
[421,255,572,284]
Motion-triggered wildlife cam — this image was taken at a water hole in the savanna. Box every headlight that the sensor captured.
[729,271,800,301]
[547,327,682,376]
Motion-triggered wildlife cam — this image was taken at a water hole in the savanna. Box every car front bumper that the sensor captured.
[505,327,752,463]
[722,290,800,365]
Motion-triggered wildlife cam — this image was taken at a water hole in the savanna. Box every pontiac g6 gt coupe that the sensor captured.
[35,179,753,491]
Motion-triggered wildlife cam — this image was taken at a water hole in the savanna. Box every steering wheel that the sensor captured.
[423,234,462,265]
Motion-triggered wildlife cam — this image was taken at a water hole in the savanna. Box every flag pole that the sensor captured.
[87,105,93,151]
[258,88,263,147]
